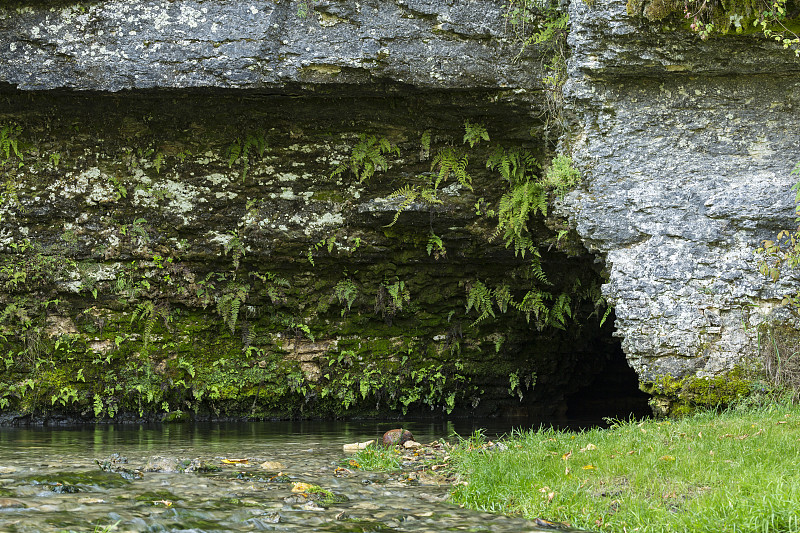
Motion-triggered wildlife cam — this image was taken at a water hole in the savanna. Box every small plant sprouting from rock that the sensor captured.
[330,134,399,183]
[332,279,359,317]
[227,132,268,181]
[628,0,800,54]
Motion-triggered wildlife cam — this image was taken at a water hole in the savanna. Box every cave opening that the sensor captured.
[563,309,652,423]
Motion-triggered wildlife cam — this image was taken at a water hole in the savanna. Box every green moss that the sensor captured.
[641,366,755,416]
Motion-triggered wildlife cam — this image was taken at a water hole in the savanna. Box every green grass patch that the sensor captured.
[346,445,402,471]
[449,404,800,532]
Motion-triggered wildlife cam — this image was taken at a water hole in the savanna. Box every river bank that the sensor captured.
[444,402,800,533]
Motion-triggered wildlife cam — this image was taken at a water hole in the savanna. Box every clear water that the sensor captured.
[0,420,589,532]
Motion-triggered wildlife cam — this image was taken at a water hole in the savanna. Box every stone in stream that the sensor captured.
[259,460,284,471]
[382,429,414,447]
[0,498,25,508]
[342,440,375,452]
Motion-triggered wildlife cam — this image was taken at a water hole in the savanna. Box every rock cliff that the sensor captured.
[0,0,638,421]
[4,0,795,420]
[563,0,800,404]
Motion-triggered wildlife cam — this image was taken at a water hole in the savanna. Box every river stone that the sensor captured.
[259,461,284,471]
[382,429,414,446]
[343,440,375,452]
[0,498,25,508]
[144,456,203,473]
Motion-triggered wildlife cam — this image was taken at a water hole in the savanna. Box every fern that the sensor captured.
[420,130,432,160]
[427,232,446,259]
[494,284,513,313]
[466,281,495,326]
[332,279,359,317]
[223,232,246,271]
[528,251,549,284]
[131,301,171,349]
[0,124,23,168]
[331,134,399,183]
[253,271,291,304]
[216,283,250,333]
[512,288,550,325]
[386,280,410,313]
[227,133,267,181]
[547,292,572,329]
[487,146,539,185]
[432,147,472,191]
[493,180,548,255]
[463,120,490,148]
[153,152,165,174]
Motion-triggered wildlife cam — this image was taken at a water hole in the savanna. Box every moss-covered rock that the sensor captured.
[641,366,756,416]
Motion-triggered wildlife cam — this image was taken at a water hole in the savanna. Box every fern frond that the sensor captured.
[494,284,512,314]
[512,289,550,325]
[463,121,490,148]
[548,293,572,329]
[466,280,495,326]
[385,185,419,227]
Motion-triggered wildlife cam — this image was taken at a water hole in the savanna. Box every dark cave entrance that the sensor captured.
[563,310,652,422]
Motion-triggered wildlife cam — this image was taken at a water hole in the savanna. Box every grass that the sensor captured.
[448,403,800,533]
[346,445,402,471]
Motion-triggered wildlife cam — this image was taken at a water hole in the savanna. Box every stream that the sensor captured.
[0,420,590,532]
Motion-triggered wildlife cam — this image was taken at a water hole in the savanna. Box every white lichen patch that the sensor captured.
[204,173,230,186]
[306,211,345,233]
[207,230,234,248]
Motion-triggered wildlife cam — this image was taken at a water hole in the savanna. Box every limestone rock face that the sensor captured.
[562,0,800,381]
[0,1,628,420]
[0,0,535,91]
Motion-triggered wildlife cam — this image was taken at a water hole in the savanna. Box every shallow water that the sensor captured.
[0,420,587,532]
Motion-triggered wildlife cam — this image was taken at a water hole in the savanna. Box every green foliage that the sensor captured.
[432,146,473,191]
[420,130,432,160]
[347,445,402,471]
[543,154,581,197]
[223,231,246,271]
[502,1,569,136]
[487,146,539,185]
[384,181,443,227]
[627,0,800,53]
[494,180,548,256]
[465,281,496,326]
[385,279,410,314]
[450,404,800,533]
[227,132,268,181]
[131,301,171,350]
[463,120,490,148]
[0,123,24,169]
[427,232,446,259]
[296,0,316,17]
[332,279,359,317]
[331,134,399,182]
[216,282,250,333]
